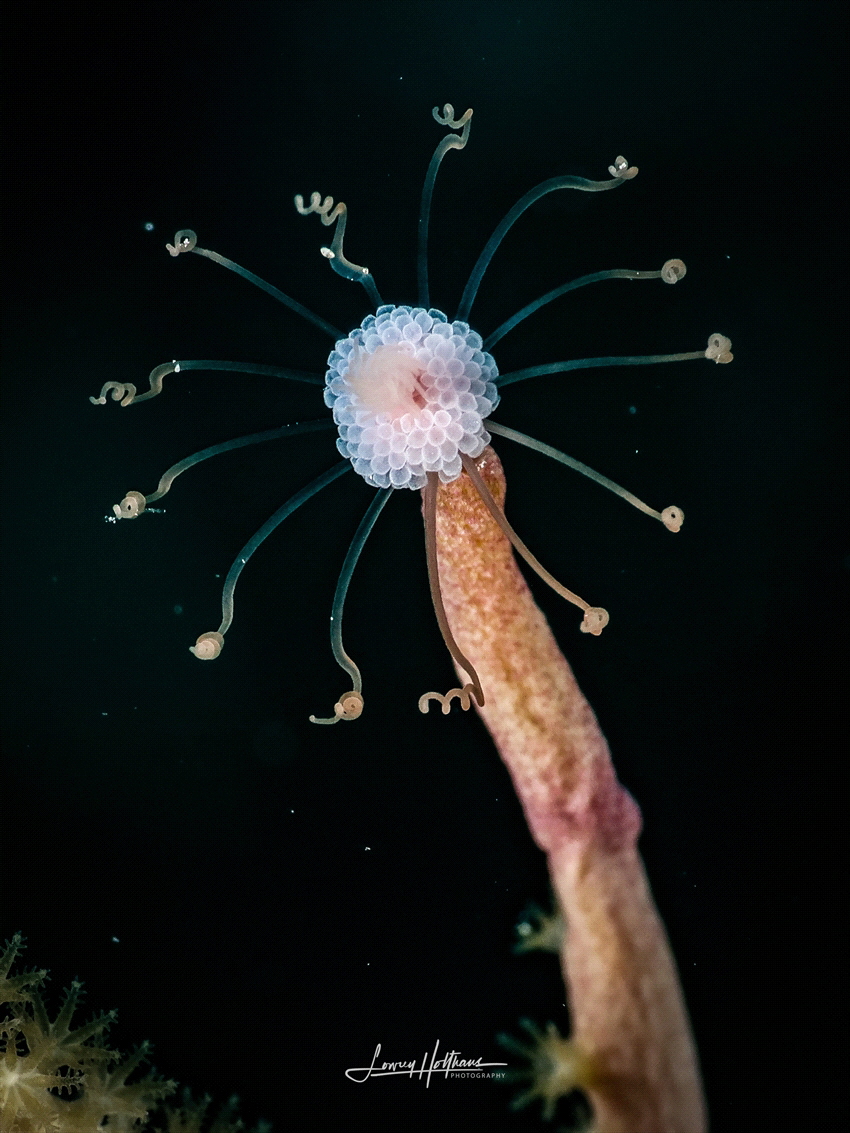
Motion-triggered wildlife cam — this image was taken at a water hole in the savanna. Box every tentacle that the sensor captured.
[188,462,351,657]
[90,359,325,409]
[309,488,393,724]
[165,228,343,339]
[106,420,336,519]
[419,472,485,711]
[460,454,609,635]
[418,102,473,309]
[294,193,384,310]
[456,156,639,323]
[487,421,684,531]
[418,685,476,715]
[484,260,686,351]
[309,691,364,726]
[496,333,733,389]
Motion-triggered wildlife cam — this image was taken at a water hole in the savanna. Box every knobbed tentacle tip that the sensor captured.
[309,690,364,725]
[580,607,609,635]
[609,155,638,179]
[661,505,685,532]
[705,333,733,364]
[190,630,224,660]
[661,258,687,284]
[166,229,197,257]
[89,381,137,407]
[112,490,146,520]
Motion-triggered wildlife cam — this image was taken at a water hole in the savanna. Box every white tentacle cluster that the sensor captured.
[324,305,500,489]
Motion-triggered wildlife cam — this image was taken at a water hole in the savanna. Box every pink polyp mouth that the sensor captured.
[326,305,500,490]
[346,343,428,418]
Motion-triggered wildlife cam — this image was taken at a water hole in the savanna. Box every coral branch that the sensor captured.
[432,448,706,1133]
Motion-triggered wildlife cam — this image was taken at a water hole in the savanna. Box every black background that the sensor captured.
[3,3,844,1130]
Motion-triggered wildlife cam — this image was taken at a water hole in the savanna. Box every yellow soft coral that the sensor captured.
[1,935,173,1132]
[499,1018,599,1123]
[0,936,268,1133]
[153,1088,272,1133]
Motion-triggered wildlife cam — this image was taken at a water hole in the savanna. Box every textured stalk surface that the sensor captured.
[432,448,706,1133]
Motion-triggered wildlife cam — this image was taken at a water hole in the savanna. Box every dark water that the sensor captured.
[3,3,843,1129]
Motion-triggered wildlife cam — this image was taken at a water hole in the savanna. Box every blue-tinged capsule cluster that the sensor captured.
[325,304,500,489]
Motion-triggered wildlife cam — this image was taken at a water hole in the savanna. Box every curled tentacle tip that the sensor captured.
[112,490,146,520]
[432,103,472,127]
[580,607,609,636]
[89,381,137,407]
[309,690,364,725]
[166,229,197,257]
[609,155,638,180]
[294,192,340,222]
[705,333,733,364]
[661,258,687,284]
[294,191,322,215]
[189,630,224,660]
[661,505,685,532]
[418,685,478,715]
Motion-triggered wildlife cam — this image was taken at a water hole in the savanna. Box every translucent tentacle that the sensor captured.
[484,260,686,351]
[487,421,684,531]
[166,228,343,339]
[188,461,351,659]
[107,419,336,520]
[294,194,384,310]
[456,156,639,323]
[496,333,733,389]
[460,454,609,635]
[90,359,325,408]
[419,471,485,712]
[418,103,473,310]
[310,487,393,724]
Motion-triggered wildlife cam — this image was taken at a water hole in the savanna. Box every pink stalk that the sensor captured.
[431,447,707,1133]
